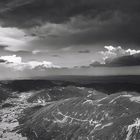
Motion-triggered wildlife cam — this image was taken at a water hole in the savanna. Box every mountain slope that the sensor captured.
[18,91,140,140]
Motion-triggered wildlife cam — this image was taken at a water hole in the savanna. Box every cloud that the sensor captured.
[89,46,140,67]
[0,0,111,28]
[89,61,102,67]
[21,13,140,52]
[0,0,140,47]
[32,50,41,54]
[0,55,22,64]
[0,0,139,28]
[0,26,37,52]
[105,54,140,66]
[0,55,60,71]
[78,49,90,53]
[61,47,72,51]
[0,44,8,50]
[100,46,140,61]
[0,0,140,68]
[0,59,7,63]
[126,49,140,55]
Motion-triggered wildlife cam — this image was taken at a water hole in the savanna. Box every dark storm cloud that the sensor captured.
[105,54,140,66]
[0,0,140,46]
[0,0,139,27]
[0,44,31,55]
[0,0,111,27]
[90,54,140,67]
[0,45,8,50]
[89,61,102,67]
[0,59,7,63]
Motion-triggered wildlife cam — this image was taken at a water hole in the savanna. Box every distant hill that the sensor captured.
[27,86,91,103]
[1,75,140,96]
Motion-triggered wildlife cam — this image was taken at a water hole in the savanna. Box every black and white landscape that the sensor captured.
[0,0,140,140]
[1,77,140,139]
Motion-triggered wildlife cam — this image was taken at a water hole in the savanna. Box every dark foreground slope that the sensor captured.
[18,91,140,140]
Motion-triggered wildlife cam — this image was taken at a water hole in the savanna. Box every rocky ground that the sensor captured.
[1,86,140,140]
[0,87,101,140]
[18,91,140,140]
[0,92,39,140]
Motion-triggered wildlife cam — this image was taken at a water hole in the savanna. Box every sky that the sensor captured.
[0,0,140,79]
